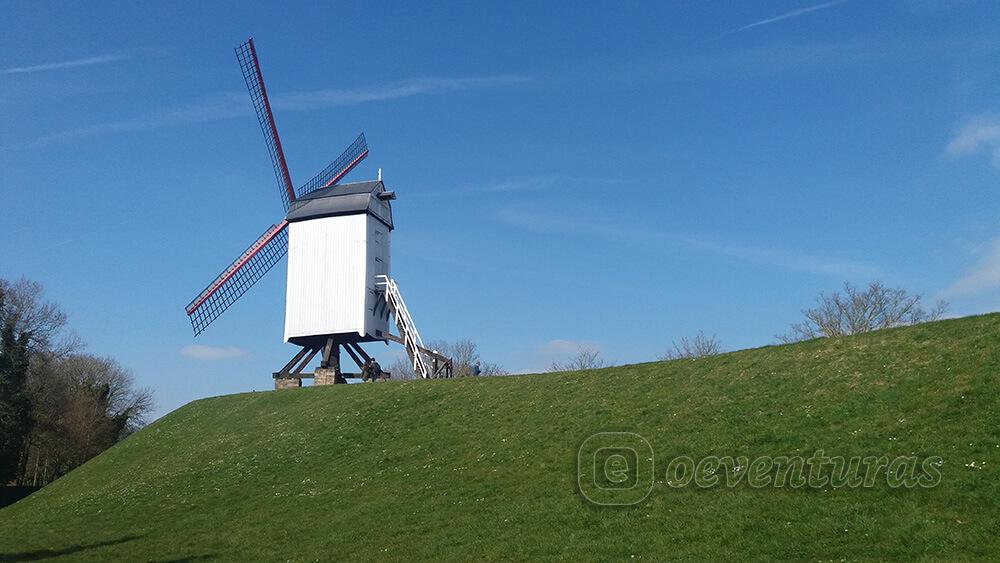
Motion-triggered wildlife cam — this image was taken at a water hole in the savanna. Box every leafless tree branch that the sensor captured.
[549,347,606,372]
[660,330,722,360]
[778,281,948,343]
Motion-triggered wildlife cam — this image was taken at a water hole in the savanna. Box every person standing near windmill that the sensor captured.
[361,357,384,381]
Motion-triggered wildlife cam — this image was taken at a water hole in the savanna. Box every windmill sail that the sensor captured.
[296,133,369,199]
[185,42,372,337]
[235,38,296,211]
[185,221,289,336]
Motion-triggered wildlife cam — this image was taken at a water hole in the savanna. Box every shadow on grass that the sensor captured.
[0,487,41,509]
[0,534,144,561]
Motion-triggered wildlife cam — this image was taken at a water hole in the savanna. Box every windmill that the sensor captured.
[184,38,451,388]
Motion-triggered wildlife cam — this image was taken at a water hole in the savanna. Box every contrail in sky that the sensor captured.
[719,1,847,38]
[0,54,127,75]
[4,74,529,151]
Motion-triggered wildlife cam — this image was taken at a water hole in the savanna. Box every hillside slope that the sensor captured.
[1,315,998,561]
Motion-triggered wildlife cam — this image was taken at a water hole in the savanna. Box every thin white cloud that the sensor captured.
[9,94,249,149]
[494,206,879,278]
[942,238,1000,297]
[406,174,624,199]
[561,34,996,86]
[660,35,998,79]
[5,74,529,151]
[720,1,847,37]
[946,115,1000,168]
[180,344,249,360]
[274,75,529,111]
[536,339,602,356]
[413,174,621,197]
[683,236,878,278]
[0,54,127,75]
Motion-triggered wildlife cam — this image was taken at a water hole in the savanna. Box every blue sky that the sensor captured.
[3,1,1000,418]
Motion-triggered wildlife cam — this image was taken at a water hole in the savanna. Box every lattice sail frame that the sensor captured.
[235,39,296,211]
[185,222,289,336]
[297,133,369,199]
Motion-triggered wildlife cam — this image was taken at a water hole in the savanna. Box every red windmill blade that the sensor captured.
[185,222,288,336]
[184,38,369,336]
[297,133,368,199]
[235,38,296,211]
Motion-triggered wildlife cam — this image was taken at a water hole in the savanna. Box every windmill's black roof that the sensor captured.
[285,180,393,229]
[295,180,383,201]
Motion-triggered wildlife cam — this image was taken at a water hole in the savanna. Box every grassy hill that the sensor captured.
[1,315,998,561]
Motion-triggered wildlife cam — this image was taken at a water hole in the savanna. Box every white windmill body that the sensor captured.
[283,181,395,346]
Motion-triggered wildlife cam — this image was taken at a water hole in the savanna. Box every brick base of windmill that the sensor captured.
[271,327,453,389]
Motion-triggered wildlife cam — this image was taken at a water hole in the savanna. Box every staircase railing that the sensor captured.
[376,275,431,379]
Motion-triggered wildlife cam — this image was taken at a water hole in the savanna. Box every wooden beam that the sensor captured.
[320,337,335,368]
[342,343,364,370]
[331,344,341,374]
[349,342,371,363]
[275,346,311,377]
[292,347,320,375]
[384,333,451,364]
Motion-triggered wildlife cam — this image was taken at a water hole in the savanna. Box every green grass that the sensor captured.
[2,315,999,561]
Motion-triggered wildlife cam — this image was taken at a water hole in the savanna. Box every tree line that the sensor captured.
[0,278,152,486]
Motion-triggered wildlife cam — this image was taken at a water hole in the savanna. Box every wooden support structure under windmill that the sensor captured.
[272,275,453,388]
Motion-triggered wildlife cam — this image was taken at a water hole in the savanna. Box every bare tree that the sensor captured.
[445,339,479,377]
[386,339,507,379]
[779,281,948,343]
[20,354,152,483]
[660,330,722,360]
[387,356,417,380]
[448,340,511,376]
[425,339,492,377]
[60,355,153,436]
[0,277,80,357]
[549,347,606,372]
[479,362,509,376]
